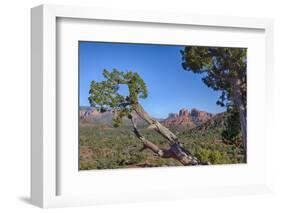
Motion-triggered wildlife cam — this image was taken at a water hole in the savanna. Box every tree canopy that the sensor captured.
[181,46,247,155]
[88,69,148,127]
[181,46,246,108]
[88,68,203,166]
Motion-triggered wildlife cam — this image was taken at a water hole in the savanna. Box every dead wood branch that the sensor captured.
[129,116,203,165]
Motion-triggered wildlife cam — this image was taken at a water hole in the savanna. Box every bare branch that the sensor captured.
[132,104,202,165]
[129,116,204,165]
[130,117,168,157]
[133,103,179,144]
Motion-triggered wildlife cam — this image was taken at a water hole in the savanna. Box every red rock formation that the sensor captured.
[80,106,213,128]
[162,108,194,128]
[161,108,213,128]
[179,108,189,117]
[191,108,212,123]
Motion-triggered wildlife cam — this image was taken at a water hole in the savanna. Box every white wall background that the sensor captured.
[0,0,280,212]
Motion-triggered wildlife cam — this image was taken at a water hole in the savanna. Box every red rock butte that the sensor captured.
[161,108,213,128]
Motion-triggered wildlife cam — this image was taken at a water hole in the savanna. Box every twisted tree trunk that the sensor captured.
[230,77,247,160]
[131,103,206,166]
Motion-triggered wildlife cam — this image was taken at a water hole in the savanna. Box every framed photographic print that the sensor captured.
[31,4,274,208]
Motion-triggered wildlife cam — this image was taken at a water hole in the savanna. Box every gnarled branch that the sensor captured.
[132,104,202,165]
[89,69,209,166]
[133,103,179,144]
[130,117,172,158]
[129,116,203,166]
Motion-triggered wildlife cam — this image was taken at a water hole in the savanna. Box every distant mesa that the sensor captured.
[179,108,189,117]
[79,106,146,126]
[190,108,213,123]
[79,106,214,128]
[161,108,213,128]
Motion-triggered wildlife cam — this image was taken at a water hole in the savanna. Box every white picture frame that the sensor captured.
[31,4,274,208]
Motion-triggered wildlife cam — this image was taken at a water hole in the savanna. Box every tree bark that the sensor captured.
[230,77,247,160]
[130,117,203,165]
[130,117,171,158]
[131,104,204,165]
[133,103,180,145]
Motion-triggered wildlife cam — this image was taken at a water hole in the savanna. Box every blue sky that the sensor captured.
[79,41,226,118]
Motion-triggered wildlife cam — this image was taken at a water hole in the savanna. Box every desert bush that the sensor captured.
[79,121,244,169]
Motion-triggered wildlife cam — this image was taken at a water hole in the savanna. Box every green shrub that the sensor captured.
[79,122,244,170]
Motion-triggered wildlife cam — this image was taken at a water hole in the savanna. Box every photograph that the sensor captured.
[79,41,247,170]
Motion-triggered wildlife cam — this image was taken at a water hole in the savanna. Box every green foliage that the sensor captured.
[178,116,244,165]
[79,124,182,170]
[80,162,96,170]
[88,69,148,127]
[181,46,246,97]
[194,147,212,163]
[222,107,242,143]
[193,146,232,164]
[79,120,245,170]
[181,46,247,151]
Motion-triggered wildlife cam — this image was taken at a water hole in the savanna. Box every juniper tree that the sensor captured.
[181,47,247,159]
[88,69,207,166]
